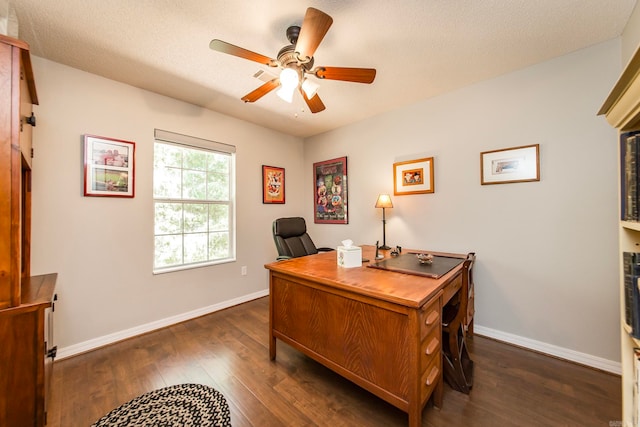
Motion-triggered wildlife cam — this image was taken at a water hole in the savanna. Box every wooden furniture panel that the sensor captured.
[271,275,412,402]
[0,40,14,309]
[0,274,56,427]
[266,246,468,427]
[0,34,55,427]
[0,306,39,421]
[0,34,37,309]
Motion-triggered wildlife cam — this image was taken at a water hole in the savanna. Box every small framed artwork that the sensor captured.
[83,134,135,197]
[393,157,434,195]
[480,144,540,185]
[262,165,285,204]
[314,156,348,224]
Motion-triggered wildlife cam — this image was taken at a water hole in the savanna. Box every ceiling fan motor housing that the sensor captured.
[286,25,300,44]
[277,44,314,74]
[280,26,315,69]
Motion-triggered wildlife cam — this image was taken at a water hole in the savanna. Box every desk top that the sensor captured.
[264,245,466,308]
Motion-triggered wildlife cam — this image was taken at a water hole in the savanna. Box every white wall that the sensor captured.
[29,57,305,355]
[304,40,621,370]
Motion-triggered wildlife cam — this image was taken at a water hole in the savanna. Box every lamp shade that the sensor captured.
[375,194,393,209]
[276,85,296,103]
[301,78,319,98]
[279,67,299,88]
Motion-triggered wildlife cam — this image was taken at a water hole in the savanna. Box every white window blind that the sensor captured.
[153,129,236,273]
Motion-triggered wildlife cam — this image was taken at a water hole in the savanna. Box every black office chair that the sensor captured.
[272,217,333,260]
[442,252,475,394]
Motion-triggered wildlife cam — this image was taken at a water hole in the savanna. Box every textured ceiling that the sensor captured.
[9,0,638,138]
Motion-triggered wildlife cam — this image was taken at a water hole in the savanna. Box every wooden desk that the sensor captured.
[264,246,467,427]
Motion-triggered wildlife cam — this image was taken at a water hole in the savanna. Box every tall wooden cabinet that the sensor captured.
[599,45,640,427]
[0,34,57,426]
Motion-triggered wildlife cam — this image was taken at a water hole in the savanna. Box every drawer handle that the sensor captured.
[425,337,439,355]
[426,365,439,386]
[425,311,439,326]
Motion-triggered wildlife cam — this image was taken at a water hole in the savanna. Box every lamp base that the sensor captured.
[379,245,391,250]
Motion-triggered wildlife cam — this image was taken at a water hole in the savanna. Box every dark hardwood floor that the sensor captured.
[47,297,621,426]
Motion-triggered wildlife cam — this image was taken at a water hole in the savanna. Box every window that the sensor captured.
[153,129,235,273]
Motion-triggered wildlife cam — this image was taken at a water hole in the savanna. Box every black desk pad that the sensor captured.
[367,253,463,279]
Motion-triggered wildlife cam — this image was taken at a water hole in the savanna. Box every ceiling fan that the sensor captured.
[209,7,376,113]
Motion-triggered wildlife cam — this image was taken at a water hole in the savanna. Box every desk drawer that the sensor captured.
[420,352,441,403]
[419,299,440,341]
[420,325,441,372]
[441,273,462,306]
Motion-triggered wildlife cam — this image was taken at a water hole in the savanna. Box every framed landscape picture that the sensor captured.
[314,156,348,224]
[480,144,540,185]
[262,165,285,204]
[83,134,135,197]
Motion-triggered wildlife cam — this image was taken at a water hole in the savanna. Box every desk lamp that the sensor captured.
[375,194,393,250]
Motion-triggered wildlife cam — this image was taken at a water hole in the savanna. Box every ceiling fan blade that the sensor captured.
[241,78,280,103]
[313,67,376,84]
[210,39,276,66]
[300,88,326,113]
[295,8,333,61]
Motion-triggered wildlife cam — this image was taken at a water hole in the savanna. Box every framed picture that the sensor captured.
[83,134,135,197]
[262,165,285,204]
[314,156,348,224]
[480,144,540,185]
[393,157,434,195]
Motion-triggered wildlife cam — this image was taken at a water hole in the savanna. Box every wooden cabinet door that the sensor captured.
[0,40,17,309]
[0,307,40,426]
[0,36,37,309]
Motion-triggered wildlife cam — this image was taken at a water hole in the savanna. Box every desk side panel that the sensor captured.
[271,276,411,404]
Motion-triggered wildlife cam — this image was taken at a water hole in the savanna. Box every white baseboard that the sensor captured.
[474,325,621,375]
[55,289,269,360]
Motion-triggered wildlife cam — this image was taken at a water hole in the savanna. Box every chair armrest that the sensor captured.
[277,255,292,261]
[317,247,334,252]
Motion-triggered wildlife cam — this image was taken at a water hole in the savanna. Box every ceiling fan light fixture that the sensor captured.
[279,67,299,89]
[301,78,319,98]
[276,85,296,103]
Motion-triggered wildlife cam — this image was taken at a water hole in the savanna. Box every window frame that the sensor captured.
[152,129,236,274]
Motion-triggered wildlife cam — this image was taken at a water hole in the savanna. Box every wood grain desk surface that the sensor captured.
[265,245,465,309]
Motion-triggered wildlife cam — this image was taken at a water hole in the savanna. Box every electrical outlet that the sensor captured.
[241,266,247,276]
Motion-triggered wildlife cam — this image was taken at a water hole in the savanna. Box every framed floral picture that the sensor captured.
[314,156,348,224]
[83,134,135,197]
[262,165,285,204]
[393,157,434,195]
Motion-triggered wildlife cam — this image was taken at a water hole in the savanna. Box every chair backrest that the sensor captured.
[443,253,475,328]
[465,252,476,331]
[272,217,319,259]
[463,252,476,303]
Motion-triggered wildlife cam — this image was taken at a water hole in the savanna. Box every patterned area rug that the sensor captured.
[91,383,232,426]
